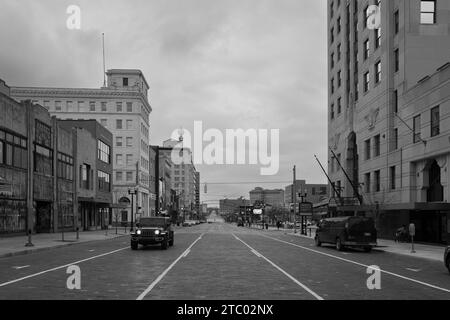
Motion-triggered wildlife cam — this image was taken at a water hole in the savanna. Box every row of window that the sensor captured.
[330,0,381,45]
[364,165,397,194]
[116,154,135,167]
[79,164,111,192]
[331,0,436,45]
[330,1,438,102]
[116,136,133,148]
[116,171,135,183]
[39,100,135,113]
[0,130,27,169]
[362,106,440,161]
[364,134,381,161]
[413,106,440,143]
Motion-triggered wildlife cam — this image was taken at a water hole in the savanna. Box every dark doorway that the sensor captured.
[36,201,51,233]
[427,160,443,202]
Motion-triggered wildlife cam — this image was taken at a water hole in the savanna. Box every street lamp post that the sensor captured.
[128,188,137,232]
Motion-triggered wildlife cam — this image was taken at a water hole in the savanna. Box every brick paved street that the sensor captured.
[0,222,449,300]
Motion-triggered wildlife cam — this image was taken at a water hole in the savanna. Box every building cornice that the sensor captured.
[10,87,152,113]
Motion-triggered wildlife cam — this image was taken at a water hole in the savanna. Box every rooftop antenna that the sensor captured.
[102,33,106,87]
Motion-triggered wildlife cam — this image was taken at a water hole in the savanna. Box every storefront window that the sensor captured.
[0,200,27,234]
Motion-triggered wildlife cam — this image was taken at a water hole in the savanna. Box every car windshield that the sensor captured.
[138,218,167,227]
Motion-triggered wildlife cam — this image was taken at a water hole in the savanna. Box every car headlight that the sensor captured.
[155,230,160,235]
[136,230,142,235]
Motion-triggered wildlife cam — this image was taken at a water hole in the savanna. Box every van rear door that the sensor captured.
[347,217,377,243]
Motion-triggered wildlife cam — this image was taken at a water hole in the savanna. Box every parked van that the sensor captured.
[315,216,377,252]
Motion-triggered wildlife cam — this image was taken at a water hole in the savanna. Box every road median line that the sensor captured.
[136,233,205,300]
[232,233,323,300]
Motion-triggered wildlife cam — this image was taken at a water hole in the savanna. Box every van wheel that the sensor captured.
[336,238,344,251]
[364,246,372,253]
[131,242,138,250]
[315,236,322,247]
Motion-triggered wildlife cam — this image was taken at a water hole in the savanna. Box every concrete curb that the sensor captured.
[0,234,129,259]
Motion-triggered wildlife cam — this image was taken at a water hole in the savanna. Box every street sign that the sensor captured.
[253,209,263,215]
[299,202,313,216]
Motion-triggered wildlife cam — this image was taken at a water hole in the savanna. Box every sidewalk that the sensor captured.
[248,225,446,262]
[0,229,129,259]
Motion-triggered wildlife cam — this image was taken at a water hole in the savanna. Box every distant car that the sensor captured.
[131,217,174,250]
[315,216,377,252]
[445,246,450,274]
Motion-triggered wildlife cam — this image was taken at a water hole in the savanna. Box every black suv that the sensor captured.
[131,217,174,250]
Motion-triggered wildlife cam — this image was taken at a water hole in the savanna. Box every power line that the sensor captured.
[201,181,293,185]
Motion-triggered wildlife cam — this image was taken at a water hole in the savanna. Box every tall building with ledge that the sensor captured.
[10,69,153,222]
[327,0,450,243]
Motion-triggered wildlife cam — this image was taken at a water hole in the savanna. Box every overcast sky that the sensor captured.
[0,0,328,206]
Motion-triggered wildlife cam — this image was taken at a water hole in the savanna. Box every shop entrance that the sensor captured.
[427,160,443,202]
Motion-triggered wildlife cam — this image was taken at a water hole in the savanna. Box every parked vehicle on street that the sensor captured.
[131,217,174,250]
[445,246,450,274]
[315,216,377,252]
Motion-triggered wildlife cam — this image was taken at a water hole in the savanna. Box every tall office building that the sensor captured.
[11,69,153,221]
[162,139,198,215]
[328,0,450,243]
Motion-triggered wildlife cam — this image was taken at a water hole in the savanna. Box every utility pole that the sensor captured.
[293,165,297,234]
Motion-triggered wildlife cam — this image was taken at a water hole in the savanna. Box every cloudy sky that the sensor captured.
[0,0,328,206]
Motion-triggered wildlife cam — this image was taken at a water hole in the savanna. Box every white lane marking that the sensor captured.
[251,250,262,258]
[183,249,191,258]
[261,234,450,294]
[13,266,30,270]
[406,268,422,273]
[0,247,128,288]
[137,233,204,300]
[232,233,323,301]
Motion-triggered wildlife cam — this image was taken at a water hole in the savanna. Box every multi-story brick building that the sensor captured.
[249,188,285,208]
[1,79,79,234]
[284,180,329,206]
[58,120,113,231]
[219,198,251,216]
[10,69,152,222]
[327,0,450,243]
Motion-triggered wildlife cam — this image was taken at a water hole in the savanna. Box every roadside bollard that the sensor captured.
[76,227,79,240]
[411,236,416,253]
[25,229,34,247]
